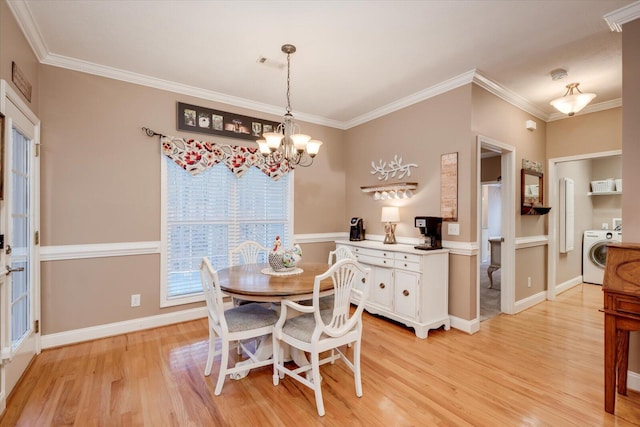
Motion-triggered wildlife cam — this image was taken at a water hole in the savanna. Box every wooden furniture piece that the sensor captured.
[199,257,278,395]
[487,237,502,288]
[336,240,449,338]
[602,243,640,414]
[217,262,333,303]
[272,259,370,416]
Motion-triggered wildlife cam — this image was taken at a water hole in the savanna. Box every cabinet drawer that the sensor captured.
[610,294,640,317]
[350,246,394,259]
[356,253,393,268]
[394,252,421,264]
[394,259,421,273]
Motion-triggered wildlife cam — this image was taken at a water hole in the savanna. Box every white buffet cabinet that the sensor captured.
[336,240,450,338]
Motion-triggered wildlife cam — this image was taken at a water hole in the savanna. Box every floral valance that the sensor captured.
[161,136,290,181]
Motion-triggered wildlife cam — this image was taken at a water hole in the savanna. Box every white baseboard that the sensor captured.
[628,370,640,392]
[555,276,583,295]
[514,291,547,313]
[450,315,479,334]
[41,307,207,349]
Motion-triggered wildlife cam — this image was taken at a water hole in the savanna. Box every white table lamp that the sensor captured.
[381,206,400,244]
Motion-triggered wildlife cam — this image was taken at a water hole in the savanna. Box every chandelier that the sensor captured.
[256,44,322,168]
[550,82,596,116]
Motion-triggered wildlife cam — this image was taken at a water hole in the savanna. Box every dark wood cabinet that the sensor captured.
[602,243,640,414]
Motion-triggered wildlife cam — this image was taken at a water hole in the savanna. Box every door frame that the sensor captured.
[0,80,41,414]
[546,149,621,300]
[477,135,516,318]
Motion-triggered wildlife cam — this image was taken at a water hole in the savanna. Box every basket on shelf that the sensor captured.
[591,179,616,193]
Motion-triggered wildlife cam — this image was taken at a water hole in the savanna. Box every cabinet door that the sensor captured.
[394,270,419,319]
[370,266,393,309]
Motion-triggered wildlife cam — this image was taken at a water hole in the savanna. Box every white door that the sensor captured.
[0,81,40,413]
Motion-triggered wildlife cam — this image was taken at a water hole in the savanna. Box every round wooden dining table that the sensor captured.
[217,262,333,302]
[216,262,333,380]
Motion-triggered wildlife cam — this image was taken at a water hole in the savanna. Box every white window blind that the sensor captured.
[162,158,292,305]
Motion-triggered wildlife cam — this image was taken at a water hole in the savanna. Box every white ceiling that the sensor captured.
[7,0,639,128]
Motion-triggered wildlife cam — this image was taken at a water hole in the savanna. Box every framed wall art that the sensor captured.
[176,102,280,142]
[440,152,458,221]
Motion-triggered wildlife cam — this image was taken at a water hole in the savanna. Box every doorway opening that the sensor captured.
[476,135,515,327]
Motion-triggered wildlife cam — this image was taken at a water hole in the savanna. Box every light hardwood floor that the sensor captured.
[2,283,640,426]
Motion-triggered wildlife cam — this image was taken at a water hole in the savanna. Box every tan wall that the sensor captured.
[555,160,592,284]
[345,85,474,319]
[38,65,345,334]
[0,0,39,113]
[515,246,546,300]
[546,108,621,160]
[481,156,501,183]
[622,18,640,374]
[471,85,548,299]
[590,156,622,230]
[345,85,473,242]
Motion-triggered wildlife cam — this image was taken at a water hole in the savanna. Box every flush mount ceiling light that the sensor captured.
[550,82,596,116]
[256,44,322,168]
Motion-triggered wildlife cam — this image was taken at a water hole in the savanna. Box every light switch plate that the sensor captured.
[448,223,460,236]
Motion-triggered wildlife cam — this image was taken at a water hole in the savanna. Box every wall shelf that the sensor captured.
[521,205,552,215]
[360,182,418,193]
[587,191,622,196]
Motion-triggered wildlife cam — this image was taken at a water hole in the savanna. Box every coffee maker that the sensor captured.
[349,217,365,241]
[414,216,442,250]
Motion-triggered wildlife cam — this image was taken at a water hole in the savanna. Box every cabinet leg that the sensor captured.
[617,330,629,395]
[604,314,616,414]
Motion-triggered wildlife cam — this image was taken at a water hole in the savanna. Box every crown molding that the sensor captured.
[472,72,549,121]
[604,1,640,32]
[547,98,622,122]
[7,0,624,130]
[343,70,477,129]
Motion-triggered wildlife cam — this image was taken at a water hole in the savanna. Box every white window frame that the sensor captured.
[160,154,294,307]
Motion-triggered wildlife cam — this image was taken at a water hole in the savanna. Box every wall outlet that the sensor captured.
[527,277,532,288]
[448,223,460,236]
[131,294,141,307]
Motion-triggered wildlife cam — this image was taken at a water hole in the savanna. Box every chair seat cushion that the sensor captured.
[225,303,278,332]
[282,309,337,342]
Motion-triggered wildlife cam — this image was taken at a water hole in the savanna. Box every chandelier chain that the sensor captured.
[286,52,292,115]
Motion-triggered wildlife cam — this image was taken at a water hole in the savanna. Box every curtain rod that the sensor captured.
[142,127,167,138]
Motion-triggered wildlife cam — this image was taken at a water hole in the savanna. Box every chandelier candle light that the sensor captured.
[256,44,322,168]
[381,206,400,244]
[550,82,596,116]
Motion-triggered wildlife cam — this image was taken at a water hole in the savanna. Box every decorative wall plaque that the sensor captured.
[440,152,458,221]
[11,62,32,103]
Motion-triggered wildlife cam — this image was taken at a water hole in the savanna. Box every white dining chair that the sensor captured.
[228,240,269,267]
[327,246,356,265]
[200,257,278,395]
[272,258,370,416]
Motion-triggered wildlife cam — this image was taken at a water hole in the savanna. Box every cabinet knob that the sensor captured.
[383,253,387,256]
[383,260,387,264]
[403,289,409,297]
[404,263,408,267]
[404,255,408,259]
[379,283,386,289]
[361,277,366,284]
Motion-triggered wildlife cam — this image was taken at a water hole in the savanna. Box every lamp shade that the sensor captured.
[550,83,596,116]
[381,206,400,223]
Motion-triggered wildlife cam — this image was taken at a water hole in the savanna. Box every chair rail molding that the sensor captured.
[40,241,161,261]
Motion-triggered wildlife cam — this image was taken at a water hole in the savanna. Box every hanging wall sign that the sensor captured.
[440,152,458,221]
[176,102,280,142]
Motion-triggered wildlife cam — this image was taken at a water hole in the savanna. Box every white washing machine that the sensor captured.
[583,230,622,285]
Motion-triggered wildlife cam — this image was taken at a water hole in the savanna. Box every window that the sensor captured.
[161,158,292,307]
